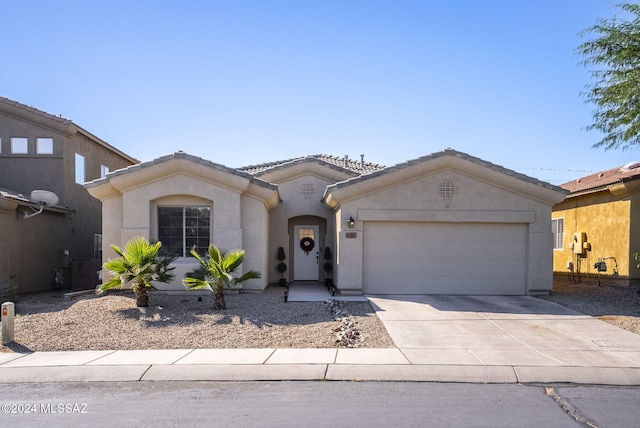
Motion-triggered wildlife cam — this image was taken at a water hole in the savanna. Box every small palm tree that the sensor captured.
[96,236,177,307]
[183,244,261,310]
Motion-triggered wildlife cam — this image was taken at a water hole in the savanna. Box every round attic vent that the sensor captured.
[621,161,640,171]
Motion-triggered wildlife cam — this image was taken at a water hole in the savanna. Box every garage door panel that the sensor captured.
[365,244,388,259]
[446,243,464,258]
[505,242,525,258]
[404,260,427,274]
[363,222,526,295]
[427,259,446,275]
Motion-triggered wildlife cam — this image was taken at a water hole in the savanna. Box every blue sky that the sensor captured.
[1,0,634,184]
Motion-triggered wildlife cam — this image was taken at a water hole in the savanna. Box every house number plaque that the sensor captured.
[345,232,357,239]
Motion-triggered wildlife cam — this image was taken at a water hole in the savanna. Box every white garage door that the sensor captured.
[363,222,526,295]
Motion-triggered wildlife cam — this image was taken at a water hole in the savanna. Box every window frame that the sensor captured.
[11,137,28,154]
[552,218,564,250]
[157,205,211,258]
[75,153,85,184]
[36,137,53,154]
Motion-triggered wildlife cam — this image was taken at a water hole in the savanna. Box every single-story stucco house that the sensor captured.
[85,148,567,296]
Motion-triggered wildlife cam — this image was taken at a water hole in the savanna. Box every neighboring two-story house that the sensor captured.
[0,97,137,294]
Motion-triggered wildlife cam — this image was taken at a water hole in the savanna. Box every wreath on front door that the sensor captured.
[300,237,315,254]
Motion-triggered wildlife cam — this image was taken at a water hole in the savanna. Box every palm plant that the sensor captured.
[96,236,177,307]
[183,244,261,310]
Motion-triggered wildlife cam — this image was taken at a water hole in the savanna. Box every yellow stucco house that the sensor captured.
[86,149,567,296]
[552,161,640,285]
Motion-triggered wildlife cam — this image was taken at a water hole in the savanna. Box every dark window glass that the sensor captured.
[158,206,210,257]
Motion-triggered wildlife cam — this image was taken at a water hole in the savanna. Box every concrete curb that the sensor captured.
[2,362,640,385]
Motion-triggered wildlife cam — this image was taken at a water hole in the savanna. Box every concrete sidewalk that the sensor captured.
[1,346,640,385]
[1,294,640,385]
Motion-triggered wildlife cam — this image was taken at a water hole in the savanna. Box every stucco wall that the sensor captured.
[241,195,270,291]
[0,207,69,293]
[267,174,335,284]
[64,132,136,263]
[0,109,136,292]
[97,169,272,291]
[332,169,556,294]
[553,192,634,281]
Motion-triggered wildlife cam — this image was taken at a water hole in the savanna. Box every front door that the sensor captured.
[294,225,320,281]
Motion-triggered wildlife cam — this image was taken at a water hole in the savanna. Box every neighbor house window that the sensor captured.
[11,137,28,154]
[36,137,53,154]
[75,153,85,184]
[552,218,564,250]
[94,234,102,262]
[100,164,109,178]
[158,206,211,257]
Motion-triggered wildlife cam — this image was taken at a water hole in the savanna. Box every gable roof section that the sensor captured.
[0,96,71,136]
[238,154,385,177]
[560,161,640,196]
[0,96,138,164]
[323,148,567,208]
[85,151,280,208]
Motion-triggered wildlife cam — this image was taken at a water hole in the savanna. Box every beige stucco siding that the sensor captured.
[331,169,558,295]
[89,156,278,292]
[267,174,335,284]
[241,194,270,290]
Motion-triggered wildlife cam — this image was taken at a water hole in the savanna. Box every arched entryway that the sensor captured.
[288,215,327,282]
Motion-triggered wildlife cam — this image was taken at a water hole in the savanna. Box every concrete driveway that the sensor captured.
[367,295,640,369]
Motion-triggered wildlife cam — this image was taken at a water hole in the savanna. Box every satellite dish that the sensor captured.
[30,190,59,207]
[23,190,59,219]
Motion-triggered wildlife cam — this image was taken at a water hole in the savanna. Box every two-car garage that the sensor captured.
[88,147,566,297]
[362,222,527,295]
[323,149,568,296]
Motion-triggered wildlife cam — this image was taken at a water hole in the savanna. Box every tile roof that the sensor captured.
[85,151,277,191]
[560,161,640,195]
[0,185,74,213]
[0,186,32,204]
[0,96,138,163]
[328,148,565,192]
[237,154,386,176]
[0,96,71,125]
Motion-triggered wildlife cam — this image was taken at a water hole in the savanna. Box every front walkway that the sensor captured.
[286,282,368,302]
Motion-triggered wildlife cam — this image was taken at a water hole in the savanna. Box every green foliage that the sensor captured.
[577,3,640,150]
[323,246,333,274]
[276,246,287,277]
[634,251,640,268]
[324,246,332,261]
[183,244,261,309]
[96,236,177,306]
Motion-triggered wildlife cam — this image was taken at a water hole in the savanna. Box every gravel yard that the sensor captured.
[0,286,396,352]
[539,279,640,335]
[2,280,639,353]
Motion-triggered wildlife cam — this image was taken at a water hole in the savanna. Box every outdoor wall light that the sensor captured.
[347,216,355,228]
